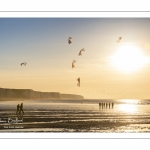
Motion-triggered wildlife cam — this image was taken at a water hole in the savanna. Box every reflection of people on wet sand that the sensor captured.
[19,103,24,115]
[16,104,20,114]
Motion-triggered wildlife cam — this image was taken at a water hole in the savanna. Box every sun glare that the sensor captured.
[118,104,137,113]
[109,45,150,73]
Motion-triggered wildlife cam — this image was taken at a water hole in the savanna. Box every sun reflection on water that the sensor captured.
[118,104,137,113]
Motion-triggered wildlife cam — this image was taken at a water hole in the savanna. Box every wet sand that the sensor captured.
[1,109,150,132]
[0,112,139,132]
[1,100,150,132]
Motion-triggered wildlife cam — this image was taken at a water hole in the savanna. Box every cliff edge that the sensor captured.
[0,88,84,100]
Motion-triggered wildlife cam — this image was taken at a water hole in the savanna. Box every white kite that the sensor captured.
[78,48,85,56]
[72,60,76,69]
[20,62,27,66]
[68,37,72,44]
[77,77,80,87]
[116,37,122,43]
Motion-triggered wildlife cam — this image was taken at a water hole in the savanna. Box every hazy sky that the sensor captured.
[1,18,150,99]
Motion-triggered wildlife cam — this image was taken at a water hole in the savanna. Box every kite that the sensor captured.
[21,62,27,66]
[77,77,80,87]
[68,37,72,44]
[72,60,76,69]
[116,37,122,43]
[78,48,85,56]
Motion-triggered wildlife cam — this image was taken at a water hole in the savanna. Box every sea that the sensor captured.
[1,99,150,132]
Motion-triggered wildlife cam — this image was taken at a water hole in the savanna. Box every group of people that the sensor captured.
[16,103,24,115]
[99,102,114,109]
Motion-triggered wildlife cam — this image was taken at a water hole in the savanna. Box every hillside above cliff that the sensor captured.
[0,88,84,100]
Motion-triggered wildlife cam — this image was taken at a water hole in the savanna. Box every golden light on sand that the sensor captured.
[118,104,137,113]
[109,45,150,73]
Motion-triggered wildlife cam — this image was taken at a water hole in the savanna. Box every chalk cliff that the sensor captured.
[0,88,84,100]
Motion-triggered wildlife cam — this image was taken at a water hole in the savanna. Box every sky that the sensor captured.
[1,18,150,99]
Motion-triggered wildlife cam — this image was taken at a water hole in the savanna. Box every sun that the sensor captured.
[109,44,150,73]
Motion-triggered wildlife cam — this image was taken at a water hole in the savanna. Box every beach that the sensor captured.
[0,99,150,132]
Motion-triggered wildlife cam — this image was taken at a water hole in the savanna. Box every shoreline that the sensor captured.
[1,100,150,132]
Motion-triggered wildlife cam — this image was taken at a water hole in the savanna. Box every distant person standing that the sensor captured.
[106,103,108,109]
[103,103,105,108]
[109,103,111,109]
[19,103,24,115]
[99,103,101,109]
[102,103,103,109]
[112,103,114,109]
[16,104,20,114]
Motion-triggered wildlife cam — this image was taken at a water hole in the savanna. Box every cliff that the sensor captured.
[0,88,84,100]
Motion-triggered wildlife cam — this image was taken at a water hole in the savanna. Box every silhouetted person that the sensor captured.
[112,103,114,109]
[19,103,24,115]
[16,104,20,115]
[104,103,105,108]
[109,103,111,109]
[99,103,101,109]
[102,103,103,109]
